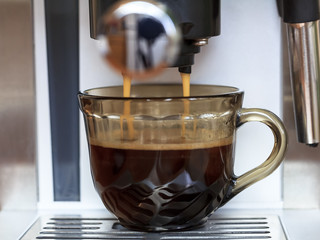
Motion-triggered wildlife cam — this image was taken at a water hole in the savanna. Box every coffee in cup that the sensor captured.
[79,84,287,231]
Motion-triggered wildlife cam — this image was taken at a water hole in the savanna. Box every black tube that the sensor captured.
[179,66,192,74]
[281,0,320,23]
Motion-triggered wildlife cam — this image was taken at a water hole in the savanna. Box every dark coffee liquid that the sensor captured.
[90,141,234,230]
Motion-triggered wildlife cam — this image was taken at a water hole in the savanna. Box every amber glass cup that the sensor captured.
[78,85,287,231]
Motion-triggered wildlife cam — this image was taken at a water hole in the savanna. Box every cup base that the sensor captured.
[118,219,208,232]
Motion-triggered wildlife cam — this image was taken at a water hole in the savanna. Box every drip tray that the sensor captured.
[20,215,288,240]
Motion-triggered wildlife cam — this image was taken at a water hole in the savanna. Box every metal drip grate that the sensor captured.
[20,215,288,240]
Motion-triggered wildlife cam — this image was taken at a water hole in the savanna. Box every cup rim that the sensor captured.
[78,84,243,100]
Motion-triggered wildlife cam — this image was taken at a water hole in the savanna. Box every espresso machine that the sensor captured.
[1,0,320,239]
[89,0,320,146]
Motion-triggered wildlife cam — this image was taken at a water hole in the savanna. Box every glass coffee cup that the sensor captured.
[78,84,287,231]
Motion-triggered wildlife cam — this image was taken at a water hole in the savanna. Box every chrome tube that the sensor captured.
[89,0,99,39]
[286,21,320,146]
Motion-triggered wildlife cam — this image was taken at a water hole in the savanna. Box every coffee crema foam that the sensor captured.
[90,135,234,151]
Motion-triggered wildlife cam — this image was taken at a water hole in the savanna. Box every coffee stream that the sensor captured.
[181,73,190,97]
[120,74,134,139]
[121,73,192,140]
[180,73,191,138]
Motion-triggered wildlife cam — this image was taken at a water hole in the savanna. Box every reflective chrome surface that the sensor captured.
[286,21,320,146]
[20,215,288,240]
[194,38,209,46]
[89,0,99,39]
[282,22,320,209]
[99,0,181,79]
[0,0,36,210]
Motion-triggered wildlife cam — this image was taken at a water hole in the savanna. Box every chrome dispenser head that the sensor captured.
[89,0,221,76]
[97,0,181,79]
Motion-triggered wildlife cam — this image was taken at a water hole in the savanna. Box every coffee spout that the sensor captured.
[286,21,320,146]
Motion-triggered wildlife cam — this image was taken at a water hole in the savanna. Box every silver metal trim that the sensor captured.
[194,38,209,46]
[89,0,99,39]
[0,0,37,211]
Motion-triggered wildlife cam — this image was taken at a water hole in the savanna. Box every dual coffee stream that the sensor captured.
[120,73,192,140]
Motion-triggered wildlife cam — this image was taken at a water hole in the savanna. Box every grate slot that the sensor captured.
[210,227,270,230]
[50,218,113,221]
[35,237,272,240]
[47,222,102,225]
[213,218,267,221]
[20,215,288,240]
[43,226,100,230]
[36,234,146,240]
[212,222,268,225]
[161,237,271,239]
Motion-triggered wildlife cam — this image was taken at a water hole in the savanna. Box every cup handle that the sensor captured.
[221,108,288,205]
